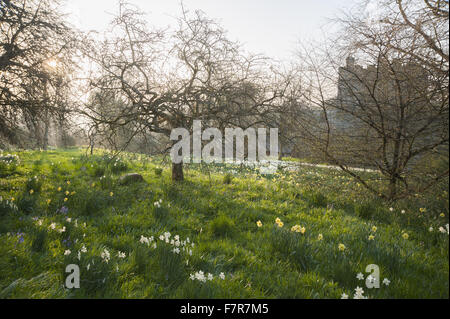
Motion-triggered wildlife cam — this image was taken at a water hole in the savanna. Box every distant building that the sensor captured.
[333,56,429,130]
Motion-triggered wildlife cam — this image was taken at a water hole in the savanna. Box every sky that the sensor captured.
[63,0,354,62]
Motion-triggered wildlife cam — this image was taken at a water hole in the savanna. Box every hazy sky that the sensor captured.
[64,0,353,62]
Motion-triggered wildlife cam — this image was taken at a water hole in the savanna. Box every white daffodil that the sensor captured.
[355,287,364,296]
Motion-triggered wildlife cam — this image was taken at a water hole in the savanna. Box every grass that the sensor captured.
[0,148,448,299]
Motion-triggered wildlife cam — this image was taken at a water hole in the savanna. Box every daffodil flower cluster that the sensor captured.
[439,224,449,235]
[291,225,306,234]
[140,232,194,256]
[189,271,226,283]
[101,248,111,263]
[154,199,163,208]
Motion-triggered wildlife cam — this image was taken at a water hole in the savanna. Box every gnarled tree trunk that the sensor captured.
[172,162,184,182]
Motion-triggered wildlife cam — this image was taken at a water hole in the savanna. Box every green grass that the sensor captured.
[0,148,448,299]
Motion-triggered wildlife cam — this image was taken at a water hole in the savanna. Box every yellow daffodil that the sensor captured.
[57,187,62,192]
[67,181,71,185]
[275,218,281,224]
[402,233,409,240]
[110,192,114,197]
[369,235,375,241]
[338,244,346,251]
[65,191,70,196]
[440,213,445,218]
[11,197,15,202]
[29,189,34,195]
[46,199,51,205]
[257,221,263,228]
[277,221,284,228]
[64,198,68,202]
[372,226,377,233]
[318,234,323,241]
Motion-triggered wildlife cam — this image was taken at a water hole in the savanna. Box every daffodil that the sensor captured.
[46,199,52,205]
[372,226,377,233]
[291,225,300,233]
[29,189,34,195]
[257,221,263,228]
[402,233,409,240]
[318,234,323,241]
[368,235,375,241]
[57,187,62,192]
[64,198,68,202]
[338,243,346,251]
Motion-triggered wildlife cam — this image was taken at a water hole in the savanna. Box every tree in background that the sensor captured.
[287,0,448,201]
[0,0,77,149]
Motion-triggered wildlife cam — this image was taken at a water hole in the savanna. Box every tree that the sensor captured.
[82,2,284,181]
[0,0,76,148]
[288,0,449,201]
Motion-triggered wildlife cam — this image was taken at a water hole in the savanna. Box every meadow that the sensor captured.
[0,148,448,299]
